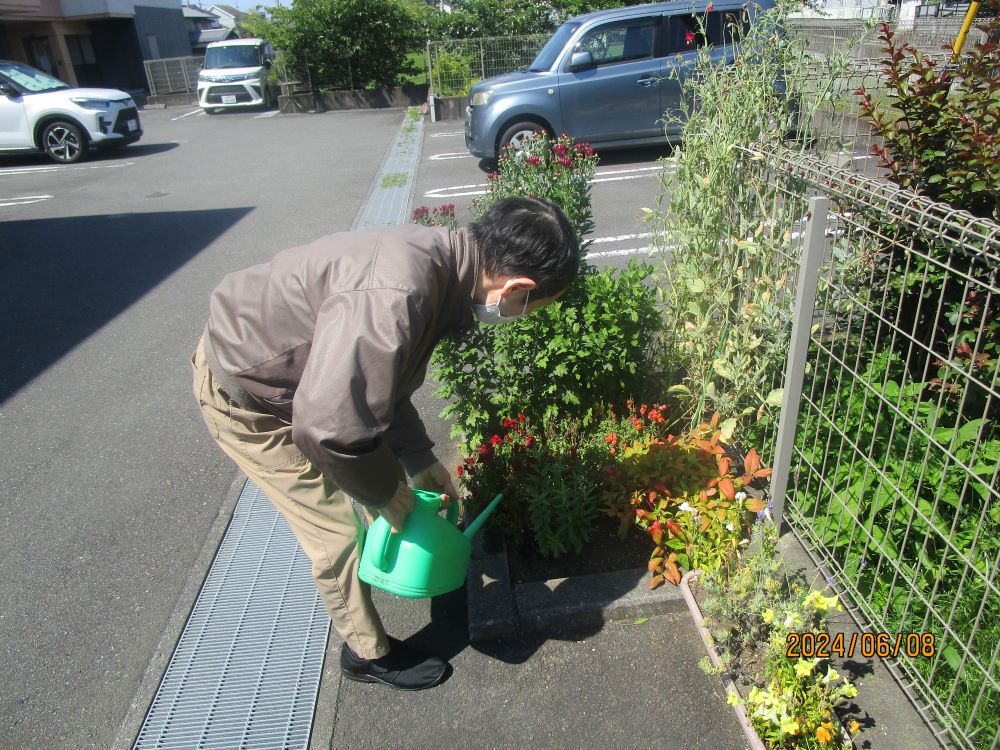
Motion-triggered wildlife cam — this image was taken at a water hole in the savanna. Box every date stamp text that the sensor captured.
[786,632,936,659]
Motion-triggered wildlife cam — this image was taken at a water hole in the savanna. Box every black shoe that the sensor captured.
[340,636,448,691]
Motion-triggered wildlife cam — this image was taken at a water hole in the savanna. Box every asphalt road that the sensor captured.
[0,104,671,749]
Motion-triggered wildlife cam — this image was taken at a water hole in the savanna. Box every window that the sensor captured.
[665,10,749,54]
[66,35,96,67]
[574,18,657,67]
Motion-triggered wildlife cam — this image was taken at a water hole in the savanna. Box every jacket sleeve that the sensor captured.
[291,288,428,509]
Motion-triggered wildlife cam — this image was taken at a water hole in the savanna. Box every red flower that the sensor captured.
[525,435,536,448]
[553,143,568,156]
[557,156,573,168]
[640,404,648,415]
[525,155,542,166]
[457,465,464,477]
[685,31,695,44]
[502,417,514,428]
[518,413,526,423]
[478,444,490,454]
[706,1,713,11]
[489,434,502,446]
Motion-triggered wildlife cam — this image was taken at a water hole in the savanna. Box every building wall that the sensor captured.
[132,5,190,59]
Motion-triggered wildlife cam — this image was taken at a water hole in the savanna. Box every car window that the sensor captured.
[204,45,262,69]
[0,61,70,93]
[665,10,748,54]
[574,18,657,67]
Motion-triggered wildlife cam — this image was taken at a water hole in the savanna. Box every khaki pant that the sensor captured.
[191,335,390,659]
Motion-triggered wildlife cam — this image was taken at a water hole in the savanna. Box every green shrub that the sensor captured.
[857,16,1000,221]
[433,261,662,447]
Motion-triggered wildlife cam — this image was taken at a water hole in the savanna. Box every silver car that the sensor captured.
[465,0,773,160]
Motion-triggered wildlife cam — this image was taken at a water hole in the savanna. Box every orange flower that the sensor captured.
[816,725,833,744]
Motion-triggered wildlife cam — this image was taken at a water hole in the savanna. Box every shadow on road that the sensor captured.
[0,208,252,403]
[475,143,674,174]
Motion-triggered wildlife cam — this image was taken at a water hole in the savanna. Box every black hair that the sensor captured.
[469,197,580,299]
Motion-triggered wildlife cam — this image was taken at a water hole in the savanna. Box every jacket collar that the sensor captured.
[449,227,478,329]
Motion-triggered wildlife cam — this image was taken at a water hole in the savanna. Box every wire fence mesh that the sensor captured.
[426,34,549,96]
[143,56,203,96]
[749,143,1000,750]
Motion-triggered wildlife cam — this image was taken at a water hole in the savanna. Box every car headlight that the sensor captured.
[470,90,493,107]
[71,98,111,110]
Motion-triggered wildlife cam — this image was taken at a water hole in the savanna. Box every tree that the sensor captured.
[247,0,421,91]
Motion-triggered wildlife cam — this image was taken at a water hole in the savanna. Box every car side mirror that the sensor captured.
[264,59,272,69]
[570,51,594,71]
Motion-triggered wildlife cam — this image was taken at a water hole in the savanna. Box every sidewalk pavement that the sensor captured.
[309,564,750,750]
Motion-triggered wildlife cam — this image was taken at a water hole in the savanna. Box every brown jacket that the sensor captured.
[201,225,479,509]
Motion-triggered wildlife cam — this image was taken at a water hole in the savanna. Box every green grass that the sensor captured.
[399,51,428,86]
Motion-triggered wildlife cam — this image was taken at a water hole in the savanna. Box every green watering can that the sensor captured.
[358,489,503,598]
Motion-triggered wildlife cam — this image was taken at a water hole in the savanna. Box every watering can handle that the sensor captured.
[368,518,396,572]
[446,496,459,525]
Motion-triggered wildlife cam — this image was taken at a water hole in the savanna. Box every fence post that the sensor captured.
[769,195,830,526]
[479,39,486,80]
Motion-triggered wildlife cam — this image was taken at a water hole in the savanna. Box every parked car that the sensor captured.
[464,0,774,160]
[197,38,277,113]
[0,60,141,164]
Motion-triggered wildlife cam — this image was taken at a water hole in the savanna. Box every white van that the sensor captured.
[197,38,277,113]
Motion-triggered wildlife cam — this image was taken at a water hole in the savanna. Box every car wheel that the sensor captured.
[498,120,549,156]
[41,120,87,164]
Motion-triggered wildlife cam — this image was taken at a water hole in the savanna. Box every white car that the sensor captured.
[197,38,277,113]
[0,59,141,164]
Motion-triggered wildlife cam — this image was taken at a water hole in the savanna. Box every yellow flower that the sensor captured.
[780,718,800,736]
[822,667,841,685]
[727,691,742,706]
[762,609,775,624]
[804,590,842,612]
[816,725,833,744]
[794,658,817,678]
[849,720,861,735]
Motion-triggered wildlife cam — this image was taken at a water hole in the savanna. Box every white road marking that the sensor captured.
[586,243,674,259]
[0,194,52,207]
[172,109,205,121]
[429,152,475,161]
[431,131,464,138]
[423,164,670,199]
[254,110,280,119]
[591,232,652,244]
[0,162,135,177]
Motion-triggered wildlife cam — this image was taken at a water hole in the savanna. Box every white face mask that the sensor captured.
[473,290,531,325]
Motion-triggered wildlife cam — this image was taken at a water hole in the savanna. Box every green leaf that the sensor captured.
[766,388,784,407]
[633,616,650,625]
[720,417,737,443]
[712,359,737,381]
[668,384,691,395]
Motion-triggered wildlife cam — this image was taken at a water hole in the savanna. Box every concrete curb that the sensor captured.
[466,526,685,642]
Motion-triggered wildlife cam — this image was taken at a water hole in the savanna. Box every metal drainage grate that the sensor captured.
[133,481,330,750]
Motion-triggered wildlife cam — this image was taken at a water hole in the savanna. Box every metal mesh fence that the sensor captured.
[143,56,203,96]
[426,34,549,97]
[754,143,1000,750]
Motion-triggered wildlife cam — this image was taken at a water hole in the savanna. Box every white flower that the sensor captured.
[726,523,735,532]
[678,501,698,515]
[735,491,747,501]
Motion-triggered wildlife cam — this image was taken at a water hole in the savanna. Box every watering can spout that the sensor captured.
[463,493,503,538]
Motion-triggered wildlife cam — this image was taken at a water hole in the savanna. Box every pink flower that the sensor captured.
[525,155,542,166]
[557,156,573,168]
[553,143,568,156]
[685,31,695,44]
[706,2,713,11]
